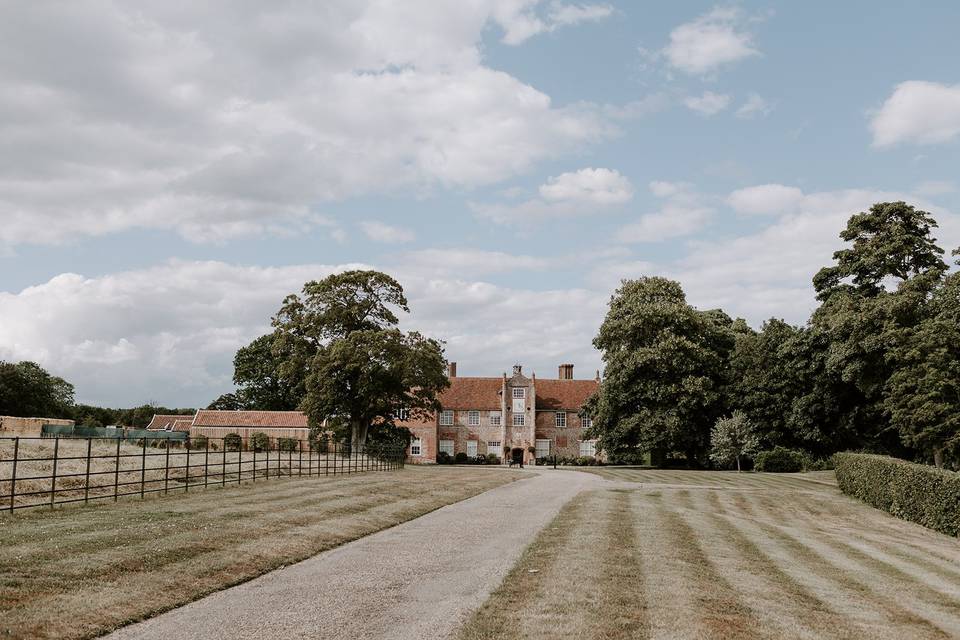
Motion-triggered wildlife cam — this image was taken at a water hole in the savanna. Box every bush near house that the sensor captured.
[755,446,806,472]
[249,432,269,452]
[188,435,208,450]
[223,433,242,452]
[454,452,469,464]
[437,451,453,464]
[277,437,297,452]
[485,453,500,464]
[834,453,960,537]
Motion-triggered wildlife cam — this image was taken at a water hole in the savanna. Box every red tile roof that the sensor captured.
[192,410,309,428]
[535,379,599,410]
[171,419,194,432]
[146,414,193,431]
[439,377,503,410]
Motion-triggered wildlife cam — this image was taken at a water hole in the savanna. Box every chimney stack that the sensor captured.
[559,363,574,380]
[448,361,457,377]
[512,364,522,376]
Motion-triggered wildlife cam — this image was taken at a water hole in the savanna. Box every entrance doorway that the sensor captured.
[511,447,524,467]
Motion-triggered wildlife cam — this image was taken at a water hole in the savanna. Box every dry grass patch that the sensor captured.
[0,466,520,640]
[464,470,960,639]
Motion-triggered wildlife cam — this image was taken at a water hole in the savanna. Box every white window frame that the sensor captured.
[512,413,525,426]
[555,411,567,428]
[439,410,454,426]
[512,387,525,399]
[489,411,501,426]
[439,440,454,456]
[410,437,422,456]
[581,415,592,429]
[535,438,551,459]
[467,410,480,426]
[466,441,478,457]
[579,440,596,457]
[487,441,501,455]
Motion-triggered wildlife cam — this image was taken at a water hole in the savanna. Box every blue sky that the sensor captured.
[2,1,959,407]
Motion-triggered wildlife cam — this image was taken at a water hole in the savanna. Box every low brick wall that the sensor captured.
[0,416,75,437]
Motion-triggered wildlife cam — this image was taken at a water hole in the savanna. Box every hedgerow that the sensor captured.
[834,453,960,537]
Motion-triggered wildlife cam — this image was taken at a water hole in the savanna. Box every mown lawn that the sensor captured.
[461,469,960,640]
[0,466,520,640]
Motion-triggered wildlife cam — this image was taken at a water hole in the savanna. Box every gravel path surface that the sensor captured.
[102,468,604,640]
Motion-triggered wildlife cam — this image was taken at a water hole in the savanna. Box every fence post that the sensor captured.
[185,437,191,493]
[164,438,170,495]
[252,446,257,483]
[237,443,242,484]
[49,436,60,509]
[222,438,227,487]
[84,438,92,505]
[204,437,209,488]
[298,440,303,477]
[9,437,19,512]
[140,439,146,499]
[113,437,121,501]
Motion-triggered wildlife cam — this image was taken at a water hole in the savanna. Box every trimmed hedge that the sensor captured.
[755,446,805,472]
[834,453,960,537]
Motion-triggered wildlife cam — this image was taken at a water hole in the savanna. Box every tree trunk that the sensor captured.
[933,447,944,469]
[350,420,369,451]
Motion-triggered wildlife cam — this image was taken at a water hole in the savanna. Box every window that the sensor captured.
[410,438,422,456]
[467,441,478,457]
[489,411,501,426]
[487,441,501,455]
[468,410,480,426]
[396,407,410,421]
[440,410,454,425]
[581,415,592,429]
[512,387,525,399]
[579,440,596,457]
[535,439,551,459]
[439,440,454,456]
[555,412,567,428]
[512,413,525,426]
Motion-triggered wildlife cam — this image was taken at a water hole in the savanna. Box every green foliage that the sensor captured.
[454,451,469,464]
[834,453,960,537]
[207,393,243,410]
[586,277,735,464]
[273,270,449,449]
[884,270,960,467]
[277,437,298,452]
[574,456,597,466]
[486,453,500,464]
[223,433,242,452]
[709,411,760,471]
[755,447,806,473]
[436,451,453,464]
[249,432,269,452]
[0,360,75,418]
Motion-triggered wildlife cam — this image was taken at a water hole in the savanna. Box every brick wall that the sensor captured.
[0,416,74,437]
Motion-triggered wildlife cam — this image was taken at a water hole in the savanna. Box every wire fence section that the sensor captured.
[0,436,406,512]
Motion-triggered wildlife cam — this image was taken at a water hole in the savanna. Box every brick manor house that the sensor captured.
[400,363,600,465]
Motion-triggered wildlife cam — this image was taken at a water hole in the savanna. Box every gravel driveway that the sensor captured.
[102,468,604,640]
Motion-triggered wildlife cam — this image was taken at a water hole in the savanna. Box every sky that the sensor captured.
[2,1,960,408]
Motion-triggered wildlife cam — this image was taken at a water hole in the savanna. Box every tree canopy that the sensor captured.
[0,360,74,418]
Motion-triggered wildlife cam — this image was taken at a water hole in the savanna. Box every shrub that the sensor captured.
[210,441,219,451]
[575,456,597,466]
[485,453,500,464]
[755,446,806,473]
[834,453,960,537]
[278,437,297,452]
[454,451,469,464]
[189,435,208,450]
[474,454,487,465]
[436,451,453,464]
[223,433,242,452]
[249,432,270,452]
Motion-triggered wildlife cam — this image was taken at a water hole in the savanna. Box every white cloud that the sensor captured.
[539,167,634,204]
[397,249,550,276]
[493,1,614,45]
[0,259,606,405]
[663,7,760,75]
[728,184,804,215]
[360,221,416,244]
[735,93,772,119]
[684,91,731,116]
[617,182,712,242]
[0,2,616,248]
[870,81,960,147]
[474,167,633,223]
